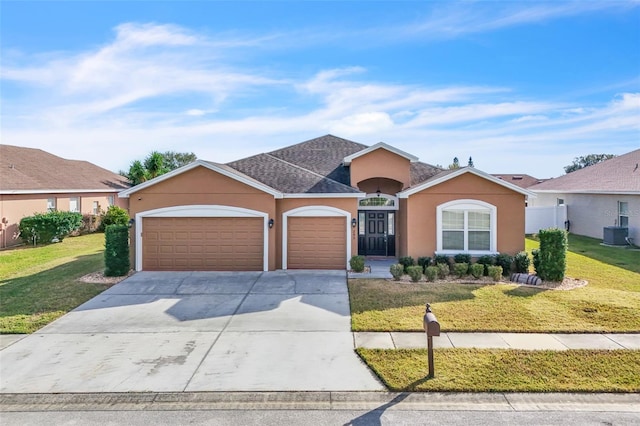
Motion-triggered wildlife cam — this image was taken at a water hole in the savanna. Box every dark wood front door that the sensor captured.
[358,211,396,256]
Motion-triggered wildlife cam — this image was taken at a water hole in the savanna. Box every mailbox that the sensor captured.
[423,304,440,336]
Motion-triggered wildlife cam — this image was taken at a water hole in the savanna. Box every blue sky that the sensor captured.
[2,1,639,178]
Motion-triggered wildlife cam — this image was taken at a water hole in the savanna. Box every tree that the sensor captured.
[124,151,197,185]
[564,154,616,174]
[448,157,460,170]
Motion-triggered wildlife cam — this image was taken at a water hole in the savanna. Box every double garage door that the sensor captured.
[141,216,346,271]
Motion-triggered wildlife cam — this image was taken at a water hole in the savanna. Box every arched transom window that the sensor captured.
[436,200,497,254]
[358,193,398,210]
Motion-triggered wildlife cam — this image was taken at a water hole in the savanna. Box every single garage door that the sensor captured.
[142,217,263,271]
[287,216,346,269]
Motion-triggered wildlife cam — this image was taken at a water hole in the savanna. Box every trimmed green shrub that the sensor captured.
[453,262,468,278]
[476,254,495,276]
[437,263,449,279]
[99,205,130,232]
[470,263,485,279]
[19,211,83,245]
[398,256,415,273]
[417,256,432,272]
[532,249,541,275]
[390,263,404,280]
[104,224,130,277]
[513,251,531,274]
[487,265,503,281]
[537,228,568,281]
[495,253,514,276]
[425,266,439,282]
[349,255,365,272]
[453,253,471,264]
[407,265,423,282]
[434,254,450,265]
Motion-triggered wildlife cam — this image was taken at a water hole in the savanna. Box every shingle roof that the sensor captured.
[226,134,443,194]
[492,174,548,189]
[0,144,130,193]
[529,149,640,194]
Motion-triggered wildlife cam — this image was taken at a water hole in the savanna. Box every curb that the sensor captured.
[2,391,639,412]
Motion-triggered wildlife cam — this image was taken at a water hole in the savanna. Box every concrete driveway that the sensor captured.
[0,271,383,393]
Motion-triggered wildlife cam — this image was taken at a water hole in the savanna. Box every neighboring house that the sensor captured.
[492,174,548,189]
[528,149,640,242]
[0,144,130,248]
[119,135,533,272]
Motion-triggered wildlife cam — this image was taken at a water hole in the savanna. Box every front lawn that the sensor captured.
[0,234,109,334]
[349,236,640,332]
[358,348,640,392]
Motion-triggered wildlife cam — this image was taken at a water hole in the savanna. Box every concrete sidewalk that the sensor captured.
[354,331,640,350]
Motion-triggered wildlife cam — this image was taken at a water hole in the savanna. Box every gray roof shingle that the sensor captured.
[529,149,640,193]
[0,144,130,192]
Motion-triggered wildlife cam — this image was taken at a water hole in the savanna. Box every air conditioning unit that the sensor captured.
[603,226,628,245]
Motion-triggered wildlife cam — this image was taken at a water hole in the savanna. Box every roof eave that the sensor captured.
[531,189,640,195]
[343,142,419,165]
[282,192,366,199]
[118,160,283,199]
[1,188,125,195]
[398,167,536,198]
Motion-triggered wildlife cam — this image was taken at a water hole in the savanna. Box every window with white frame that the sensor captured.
[47,198,56,212]
[618,201,629,227]
[92,201,100,215]
[437,200,496,253]
[107,195,115,206]
[69,197,80,213]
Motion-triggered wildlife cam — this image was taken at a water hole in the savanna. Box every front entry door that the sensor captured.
[358,211,396,256]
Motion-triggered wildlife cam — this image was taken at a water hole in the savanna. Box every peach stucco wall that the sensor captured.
[126,166,278,270]
[0,192,126,248]
[404,173,526,258]
[350,149,411,190]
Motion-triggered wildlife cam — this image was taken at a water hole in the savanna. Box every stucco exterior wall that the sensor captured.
[405,173,526,257]
[126,166,277,270]
[0,192,126,248]
[276,197,358,268]
[530,192,640,241]
[350,149,411,190]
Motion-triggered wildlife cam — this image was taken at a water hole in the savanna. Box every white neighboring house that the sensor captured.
[528,149,640,244]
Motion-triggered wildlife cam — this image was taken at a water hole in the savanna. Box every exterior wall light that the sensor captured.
[128,218,135,228]
[269,218,274,228]
[351,218,357,228]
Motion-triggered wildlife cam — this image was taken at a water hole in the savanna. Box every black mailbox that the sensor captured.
[423,304,440,336]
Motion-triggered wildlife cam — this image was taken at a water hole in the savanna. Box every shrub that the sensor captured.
[425,266,439,282]
[476,255,495,276]
[487,265,503,281]
[495,253,514,276]
[453,253,471,264]
[437,263,449,279]
[390,263,404,280]
[19,211,83,245]
[434,254,450,265]
[417,256,432,272]
[532,249,541,274]
[453,262,468,278]
[470,263,485,279]
[104,224,130,277]
[78,214,101,234]
[513,251,531,274]
[99,205,130,232]
[537,228,568,281]
[407,265,423,282]
[349,255,365,272]
[398,256,415,273]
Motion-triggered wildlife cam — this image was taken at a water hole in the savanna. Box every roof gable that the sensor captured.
[0,144,129,194]
[343,142,419,166]
[118,160,283,198]
[529,149,640,194]
[398,167,535,198]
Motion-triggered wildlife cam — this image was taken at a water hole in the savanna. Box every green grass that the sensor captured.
[357,348,640,392]
[349,236,640,332]
[0,233,109,334]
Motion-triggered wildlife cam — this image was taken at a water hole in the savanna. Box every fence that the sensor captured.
[525,205,568,234]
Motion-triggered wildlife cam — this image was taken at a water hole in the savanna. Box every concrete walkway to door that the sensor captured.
[0,271,383,393]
